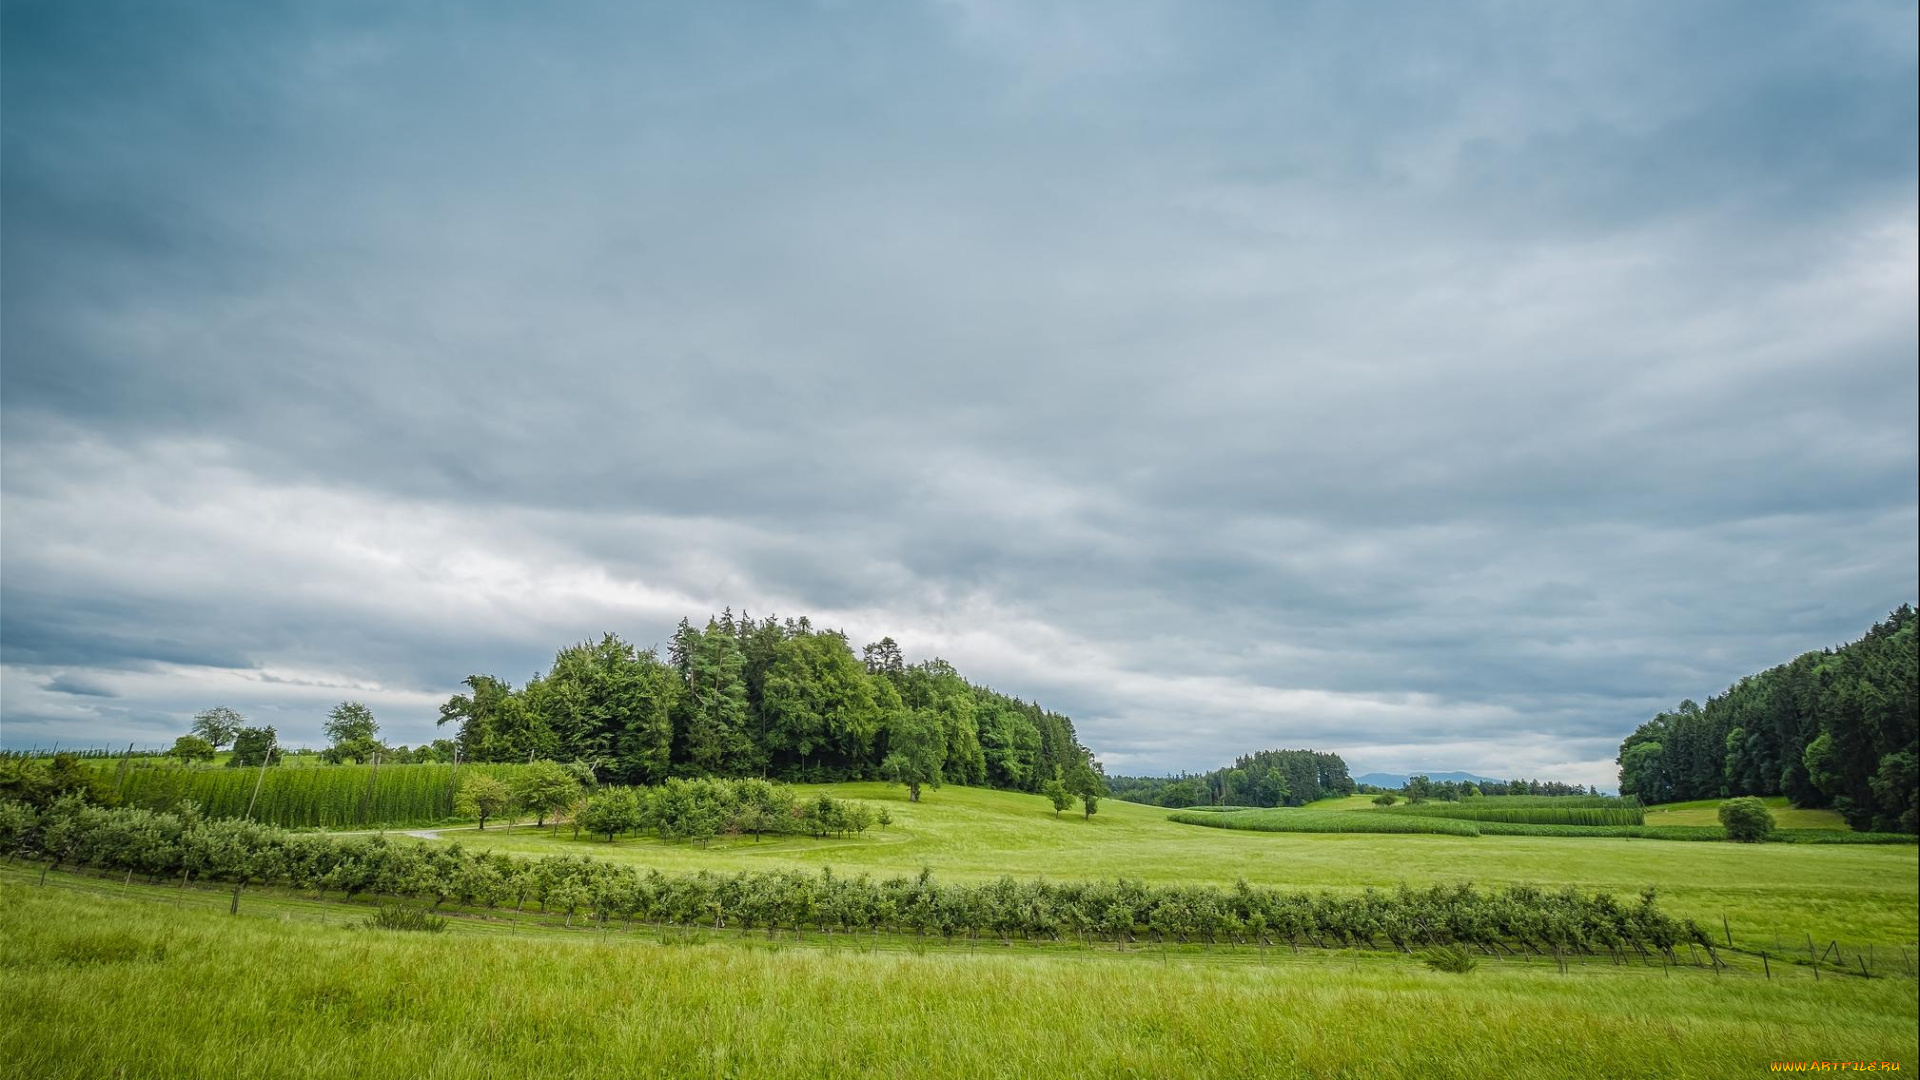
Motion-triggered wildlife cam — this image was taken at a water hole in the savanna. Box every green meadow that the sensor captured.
[4,873,1915,1080]
[399,783,1920,948]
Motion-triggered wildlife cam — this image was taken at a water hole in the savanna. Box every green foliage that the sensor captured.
[453,775,516,830]
[439,616,1090,802]
[4,798,1715,957]
[115,760,521,827]
[881,708,944,802]
[189,707,244,750]
[365,905,448,933]
[1618,605,1917,833]
[1423,944,1479,973]
[321,702,383,764]
[1381,802,1645,826]
[1171,809,1482,836]
[1064,756,1106,819]
[166,736,217,764]
[510,761,582,827]
[1372,793,1398,806]
[1717,796,1775,843]
[0,753,120,809]
[226,726,277,769]
[1043,778,1073,816]
[1108,749,1353,808]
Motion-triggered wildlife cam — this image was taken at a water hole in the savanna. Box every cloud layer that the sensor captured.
[4,0,1916,785]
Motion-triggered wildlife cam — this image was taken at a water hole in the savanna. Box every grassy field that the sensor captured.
[398,784,1920,947]
[1644,796,1851,830]
[4,873,1914,1080]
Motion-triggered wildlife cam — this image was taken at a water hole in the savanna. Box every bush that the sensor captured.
[365,905,447,933]
[1718,797,1775,843]
[1423,944,1478,973]
[1372,794,1398,806]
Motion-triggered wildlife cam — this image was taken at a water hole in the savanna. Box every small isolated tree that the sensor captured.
[577,787,642,842]
[226,726,278,769]
[1372,793,1398,806]
[1043,777,1073,816]
[1065,757,1106,820]
[191,707,245,750]
[511,760,582,828]
[167,735,217,765]
[1718,796,1775,843]
[881,708,943,803]
[454,775,515,830]
[322,702,383,764]
[876,808,892,829]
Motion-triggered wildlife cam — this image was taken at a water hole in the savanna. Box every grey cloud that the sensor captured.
[2,0,1914,782]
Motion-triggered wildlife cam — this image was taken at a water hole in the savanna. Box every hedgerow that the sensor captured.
[1167,810,1481,836]
[1383,804,1647,826]
[1,798,1710,955]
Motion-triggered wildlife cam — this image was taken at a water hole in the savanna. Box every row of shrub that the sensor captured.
[1457,795,1642,809]
[1382,804,1647,826]
[570,778,880,842]
[1167,810,1481,836]
[1,798,1709,954]
[1169,808,1916,844]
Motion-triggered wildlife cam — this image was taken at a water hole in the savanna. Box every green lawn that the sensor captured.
[1644,796,1850,830]
[405,783,1919,947]
[4,876,1914,1080]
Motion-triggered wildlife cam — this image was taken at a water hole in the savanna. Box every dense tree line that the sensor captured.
[1108,749,1355,808]
[1,797,1707,956]
[1616,606,1918,833]
[1383,776,1602,802]
[434,614,1091,796]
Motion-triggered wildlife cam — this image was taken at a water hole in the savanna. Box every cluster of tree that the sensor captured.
[1386,776,1603,803]
[1617,606,1918,833]
[2,796,1709,955]
[435,614,1094,795]
[1107,749,1354,808]
[562,777,884,843]
[160,705,459,769]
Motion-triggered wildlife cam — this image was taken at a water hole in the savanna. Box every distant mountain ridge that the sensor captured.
[1354,771,1502,788]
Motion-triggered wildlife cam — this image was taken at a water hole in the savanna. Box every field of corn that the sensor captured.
[1381,802,1648,826]
[104,761,533,828]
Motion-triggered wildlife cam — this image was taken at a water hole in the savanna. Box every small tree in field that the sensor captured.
[1043,778,1073,816]
[455,775,515,830]
[881,709,943,803]
[1065,758,1106,820]
[511,760,582,828]
[1718,796,1775,843]
[1372,793,1398,806]
[191,707,245,750]
[167,735,217,765]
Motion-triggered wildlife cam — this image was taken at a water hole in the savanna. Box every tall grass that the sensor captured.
[4,882,1917,1080]
[1383,804,1647,826]
[1168,809,1482,836]
[111,762,530,828]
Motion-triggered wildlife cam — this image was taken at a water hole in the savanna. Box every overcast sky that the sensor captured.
[3,1,1915,785]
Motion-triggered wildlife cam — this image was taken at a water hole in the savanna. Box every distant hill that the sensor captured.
[1355,771,1502,788]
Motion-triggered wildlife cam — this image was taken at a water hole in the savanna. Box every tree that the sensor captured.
[226,726,278,768]
[1718,796,1775,842]
[191,707,245,750]
[1372,793,1398,806]
[1042,777,1073,816]
[510,760,582,828]
[322,702,383,764]
[880,708,944,802]
[454,776,516,830]
[577,788,642,842]
[1065,757,1106,820]
[167,735,217,764]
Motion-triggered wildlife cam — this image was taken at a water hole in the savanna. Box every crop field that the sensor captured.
[384,784,1920,948]
[105,761,531,828]
[4,872,1916,1080]
[1643,797,1852,830]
